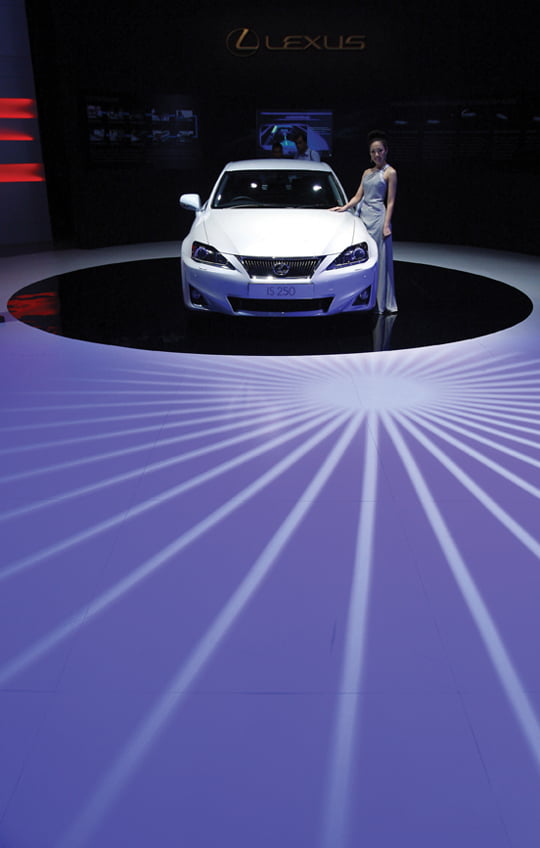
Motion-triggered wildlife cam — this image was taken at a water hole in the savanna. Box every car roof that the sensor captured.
[223,159,334,172]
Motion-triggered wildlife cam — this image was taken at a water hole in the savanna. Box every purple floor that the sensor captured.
[1,242,539,848]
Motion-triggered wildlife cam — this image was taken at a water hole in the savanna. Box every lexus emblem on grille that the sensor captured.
[273,261,290,277]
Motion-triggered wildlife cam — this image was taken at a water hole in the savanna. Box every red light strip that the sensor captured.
[0,98,36,119]
[0,101,44,182]
[0,163,45,182]
[0,129,35,141]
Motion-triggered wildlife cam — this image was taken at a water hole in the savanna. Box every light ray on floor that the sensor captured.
[0,410,354,683]
[419,406,540,448]
[0,405,336,531]
[415,408,540,464]
[56,413,365,848]
[383,411,540,773]
[428,398,540,431]
[0,394,316,439]
[0,397,316,457]
[403,409,540,489]
[394,412,540,558]
[321,412,379,848]
[0,404,226,435]
[0,398,324,485]
[383,352,525,383]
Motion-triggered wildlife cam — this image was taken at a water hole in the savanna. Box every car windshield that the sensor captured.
[211,169,346,209]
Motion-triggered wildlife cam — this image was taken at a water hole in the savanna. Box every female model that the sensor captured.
[332,131,398,313]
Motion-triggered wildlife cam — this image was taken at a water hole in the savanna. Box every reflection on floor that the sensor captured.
[6,257,533,354]
[0,242,539,848]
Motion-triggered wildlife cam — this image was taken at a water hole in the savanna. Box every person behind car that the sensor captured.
[271,142,284,157]
[330,129,397,314]
[293,131,320,162]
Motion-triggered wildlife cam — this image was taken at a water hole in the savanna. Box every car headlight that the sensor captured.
[191,241,234,269]
[327,242,369,269]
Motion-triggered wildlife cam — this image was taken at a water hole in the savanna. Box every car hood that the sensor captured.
[197,209,365,257]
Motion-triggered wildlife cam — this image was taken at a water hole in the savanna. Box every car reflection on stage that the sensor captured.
[7,257,532,356]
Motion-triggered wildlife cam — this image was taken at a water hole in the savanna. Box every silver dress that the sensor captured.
[359,164,398,313]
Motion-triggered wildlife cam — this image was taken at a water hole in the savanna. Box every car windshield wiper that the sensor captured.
[218,202,263,209]
[219,202,282,209]
[293,203,332,209]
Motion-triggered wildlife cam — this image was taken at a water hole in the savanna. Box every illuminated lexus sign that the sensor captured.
[226,28,366,56]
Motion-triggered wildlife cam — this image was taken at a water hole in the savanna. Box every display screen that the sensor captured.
[256,110,333,158]
[85,94,201,168]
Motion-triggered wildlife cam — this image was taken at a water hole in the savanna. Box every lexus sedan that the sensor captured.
[179,159,378,317]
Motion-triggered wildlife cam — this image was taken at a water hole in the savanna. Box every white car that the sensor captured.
[179,159,378,317]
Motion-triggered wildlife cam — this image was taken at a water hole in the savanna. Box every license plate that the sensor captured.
[248,284,313,298]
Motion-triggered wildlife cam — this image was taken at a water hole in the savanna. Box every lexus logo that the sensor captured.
[226,28,366,56]
[273,261,291,277]
[226,28,260,57]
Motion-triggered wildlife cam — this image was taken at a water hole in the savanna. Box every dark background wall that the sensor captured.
[25,0,539,252]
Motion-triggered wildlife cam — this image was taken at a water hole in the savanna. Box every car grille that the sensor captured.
[238,256,323,279]
[228,297,333,314]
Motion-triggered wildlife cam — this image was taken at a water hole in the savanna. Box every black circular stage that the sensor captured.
[7,258,533,355]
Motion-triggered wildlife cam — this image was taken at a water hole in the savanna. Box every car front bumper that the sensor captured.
[180,255,378,317]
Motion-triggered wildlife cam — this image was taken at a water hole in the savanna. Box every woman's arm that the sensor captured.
[330,173,365,212]
[383,168,397,236]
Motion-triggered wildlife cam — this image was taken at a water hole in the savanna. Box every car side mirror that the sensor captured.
[179,193,202,212]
